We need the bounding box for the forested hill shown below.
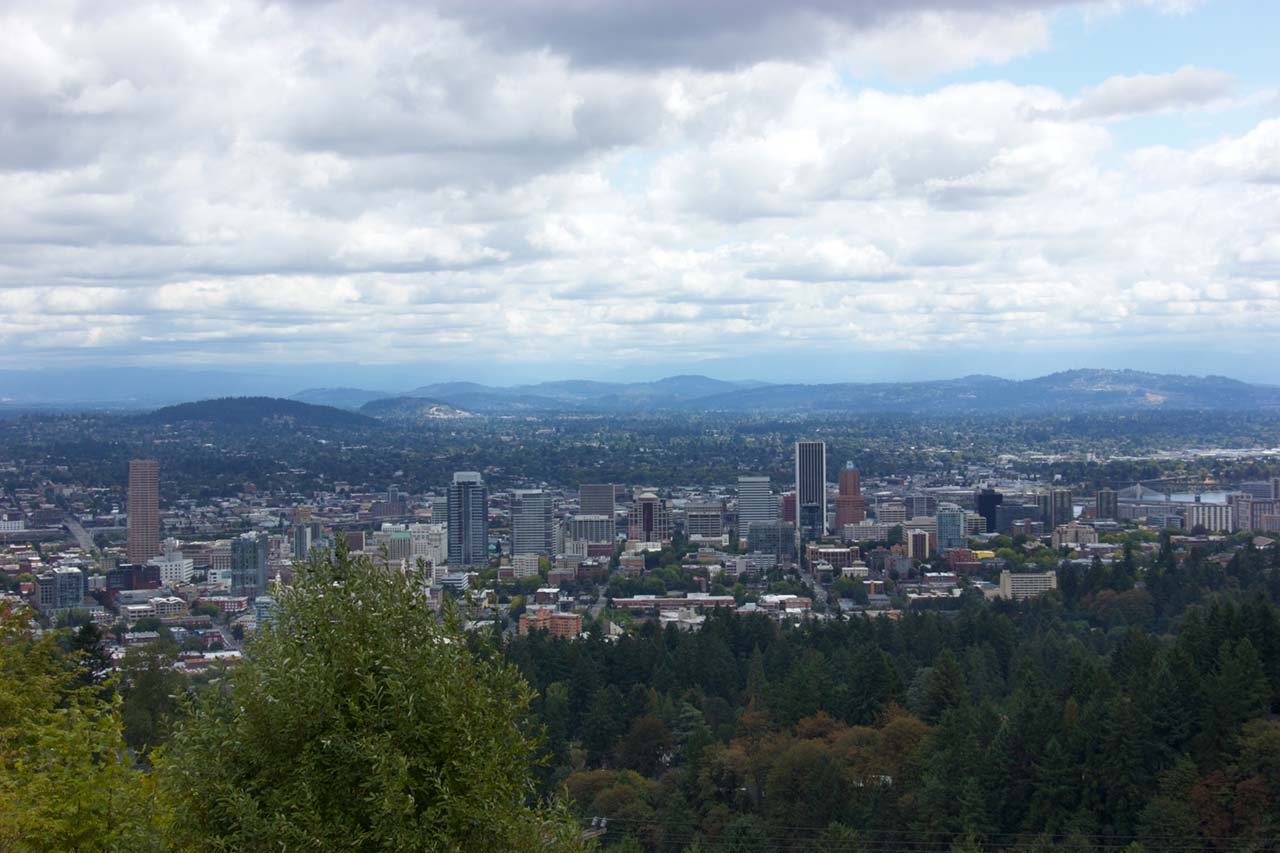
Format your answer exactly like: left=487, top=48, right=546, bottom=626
left=507, top=537, right=1280, bottom=850
left=139, top=397, right=376, bottom=428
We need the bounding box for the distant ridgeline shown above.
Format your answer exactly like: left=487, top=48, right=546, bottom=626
left=283, top=369, right=1280, bottom=416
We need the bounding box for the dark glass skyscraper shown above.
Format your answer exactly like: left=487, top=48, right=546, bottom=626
left=976, top=487, right=1004, bottom=533
left=795, top=440, right=827, bottom=543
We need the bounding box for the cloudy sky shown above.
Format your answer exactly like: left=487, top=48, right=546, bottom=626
left=2, top=0, right=1278, bottom=388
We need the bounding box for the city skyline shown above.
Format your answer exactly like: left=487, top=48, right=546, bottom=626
left=1, top=1, right=1278, bottom=381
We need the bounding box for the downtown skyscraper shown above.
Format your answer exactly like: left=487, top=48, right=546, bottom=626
left=448, top=472, right=488, bottom=567
left=231, top=531, right=269, bottom=597
left=834, top=462, right=866, bottom=529
left=511, top=489, right=552, bottom=557
left=794, top=440, right=827, bottom=542
left=579, top=483, right=616, bottom=518
left=126, top=459, right=160, bottom=565
left=736, top=475, right=777, bottom=535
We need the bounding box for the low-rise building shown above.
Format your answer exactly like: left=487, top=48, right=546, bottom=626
left=998, top=570, right=1058, bottom=601
left=151, top=595, right=188, bottom=619
left=518, top=608, right=582, bottom=639
left=1052, top=522, right=1099, bottom=549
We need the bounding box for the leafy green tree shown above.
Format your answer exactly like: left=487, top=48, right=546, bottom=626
left=0, top=603, right=160, bottom=851
left=816, top=823, right=865, bottom=853
left=119, top=640, right=183, bottom=755
left=718, top=814, right=774, bottom=852
left=764, top=740, right=848, bottom=833
left=618, top=715, right=673, bottom=777
left=157, top=543, right=582, bottom=851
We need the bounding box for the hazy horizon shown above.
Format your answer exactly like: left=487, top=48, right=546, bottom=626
left=1, top=361, right=1275, bottom=406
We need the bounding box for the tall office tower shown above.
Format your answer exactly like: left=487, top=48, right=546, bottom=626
left=565, top=515, right=615, bottom=544
left=876, top=501, right=907, bottom=525
left=1228, top=492, right=1252, bottom=533
left=747, top=521, right=797, bottom=562
left=975, top=487, right=1004, bottom=533
left=127, top=459, right=161, bottom=565
left=580, top=484, right=616, bottom=518
left=1035, top=492, right=1052, bottom=526
left=290, top=506, right=319, bottom=560
left=936, top=505, right=968, bottom=551
left=1096, top=488, right=1119, bottom=521
left=684, top=501, right=724, bottom=538
left=512, top=489, right=552, bottom=557
left=291, top=523, right=313, bottom=561
left=737, top=476, right=777, bottom=535
left=834, top=462, right=867, bottom=528
left=906, top=529, right=931, bottom=561
left=781, top=492, right=797, bottom=524
left=628, top=492, right=672, bottom=542
left=447, top=472, right=488, bottom=567
left=1051, top=487, right=1073, bottom=528
left=902, top=493, right=937, bottom=519
left=231, top=531, right=269, bottom=597
left=795, top=440, right=827, bottom=542
left=1272, top=477, right=1280, bottom=500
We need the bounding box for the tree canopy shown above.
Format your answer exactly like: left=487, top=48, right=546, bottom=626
left=157, top=542, right=582, bottom=851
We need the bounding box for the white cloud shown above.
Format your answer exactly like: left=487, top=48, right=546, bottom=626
left=0, top=0, right=1275, bottom=375
left=1066, top=65, right=1233, bottom=119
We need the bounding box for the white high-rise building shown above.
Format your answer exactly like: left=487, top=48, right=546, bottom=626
left=737, top=476, right=777, bottom=534
left=563, top=515, right=614, bottom=548
left=408, top=523, right=448, bottom=567
left=148, top=537, right=194, bottom=585
left=512, top=489, right=552, bottom=557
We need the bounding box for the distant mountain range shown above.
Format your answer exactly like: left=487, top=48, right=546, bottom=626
left=276, top=370, right=1280, bottom=417
left=367, top=375, right=767, bottom=415
left=4, top=370, right=1277, bottom=420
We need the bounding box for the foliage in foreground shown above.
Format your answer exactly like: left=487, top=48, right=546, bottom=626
left=0, top=603, right=160, bottom=852
left=0, top=545, right=584, bottom=851
left=157, top=541, right=583, bottom=850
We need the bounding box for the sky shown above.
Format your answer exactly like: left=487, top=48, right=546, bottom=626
left=1, top=0, right=1278, bottom=389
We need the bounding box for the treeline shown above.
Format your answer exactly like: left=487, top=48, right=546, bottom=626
left=6, top=541, right=1280, bottom=850
left=0, top=547, right=585, bottom=852
left=504, top=546, right=1280, bottom=851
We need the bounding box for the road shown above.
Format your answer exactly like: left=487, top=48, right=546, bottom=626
left=62, top=514, right=96, bottom=552
left=800, top=569, right=830, bottom=608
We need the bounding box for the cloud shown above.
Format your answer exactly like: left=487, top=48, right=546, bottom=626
left=1065, top=65, right=1234, bottom=119
left=0, top=0, right=1276, bottom=376
left=436, top=0, right=1068, bottom=70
